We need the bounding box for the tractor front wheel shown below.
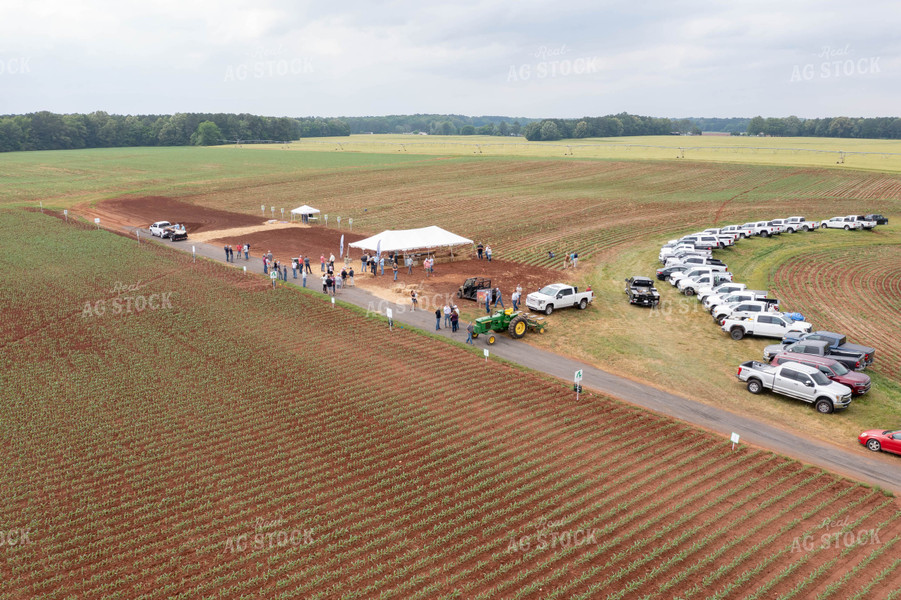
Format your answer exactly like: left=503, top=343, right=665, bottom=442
left=509, top=316, right=527, bottom=339
left=487, top=334, right=496, bottom=345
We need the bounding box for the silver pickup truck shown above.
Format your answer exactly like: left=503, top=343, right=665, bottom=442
left=736, top=361, right=852, bottom=414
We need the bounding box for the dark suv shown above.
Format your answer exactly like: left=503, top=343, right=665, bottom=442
left=865, top=214, right=889, bottom=225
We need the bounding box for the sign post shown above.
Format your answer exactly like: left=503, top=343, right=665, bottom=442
left=40, top=201, right=43, bottom=213
left=386, top=307, right=393, bottom=331
left=574, top=369, right=583, bottom=401
left=261, top=204, right=265, bottom=214
left=63, top=209, right=68, bottom=223
left=94, top=217, right=100, bottom=230
left=192, top=245, right=196, bottom=263
left=337, top=216, right=341, bottom=227
left=730, top=432, right=740, bottom=451
left=281, top=208, right=285, bottom=219
left=331, top=297, right=336, bottom=308
left=270, top=206, right=275, bottom=218
left=324, top=214, right=329, bottom=226
left=348, top=217, right=353, bottom=231
left=484, top=348, right=489, bottom=363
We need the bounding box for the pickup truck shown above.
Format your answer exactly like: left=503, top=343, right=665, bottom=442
left=656, top=264, right=690, bottom=281
left=677, top=272, right=733, bottom=296
left=762, top=340, right=867, bottom=371
left=526, top=283, right=594, bottom=315
left=784, top=216, right=818, bottom=233
left=736, top=361, right=852, bottom=413
left=779, top=331, right=875, bottom=367
left=768, top=219, right=789, bottom=234
left=750, top=221, right=779, bottom=237
left=865, top=214, right=888, bottom=225
left=150, top=221, right=188, bottom=241
left=678, top=234, right=721, bottom=250
left=705, top=290, right=767, bottom=312
left=625, top=276, right=661, bottom=307
left=821, top=216, right=862, bottom=230
left=712, top=298, right=779, bottom=323
left=721, top=224, right=755, bottom=239
left=664, top=255, right=725, bottom=269
left=845, top=215, right=877, bottom=229
left=697, top=282, right=746, bottom=304
left=720, top=312, right=812, bottom=340
left=770, top=353, right=871, bottom=395
left=669, top=265, right=730, bottom=287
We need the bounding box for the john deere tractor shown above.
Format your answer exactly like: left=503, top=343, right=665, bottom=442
left=471, top=308, right=546, bottom=344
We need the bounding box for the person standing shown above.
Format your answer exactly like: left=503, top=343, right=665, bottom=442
left=270, top=267, right=278, bottom=288
left=572, top=252, right=579, bottom=268
left=224, top=245, right=230, bottom=262
left=494, top=287, right=504, bottom=308
left=244, top=244, right=250, bottom=260
left=379, top=256, right=385, bottom=275
left=292, top=258, right=298, bottom=279
left=304, top=255, right=311, bottom=274
left=302, top=268, right=307, bottom=288
left=392, top=261, right=398, bottom=281
left=466, top=321, right=474, bottom=344
left=329, top=253, right=335, bottom=268
left=263, top=256, right=268, bottom=275
left=511, top=289, right=520, bottom=311
left=282, top=265, right=288, bottom=282
left=434, top=307, right=441, bottom=331
left=361, top=253, right=368, bottom=273
left=477, top=243, right=484, bottom=260
left=406, top=255, right=413, bottom=274
left=450, top=309, right=459, bottom=333
left=371, top=258, right=377, bottom=276
left=348, top=267, right=355, bottom=287
left=322, top=273, right=328, bottom=293
left=486, top=246, right=493, bottom=262
left=443, top=304, right=451, bottom=328
left=485, top=292, right=491, bottom=315
left=340, top=268, right=348, bottom=289
left=411, top=289, right=418, bottom=311
left=320, top=255, right=325, bottom=272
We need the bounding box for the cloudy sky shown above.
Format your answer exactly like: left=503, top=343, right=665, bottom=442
left=1, top=0, right=898, bottom=119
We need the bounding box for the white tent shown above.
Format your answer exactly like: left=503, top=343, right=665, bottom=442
left=349, top=226, right=473, bottom=253
left=290, top=205, right=320, bottom=222
left=290, top=205, right=320, bottom=215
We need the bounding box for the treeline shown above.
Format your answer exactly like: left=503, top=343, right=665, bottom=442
left=0, top=111, right=350, bottom=152
left=343, top=114, right=535, bottom=136
left=747, top=115, right=901, bottom=138
left=522, top=113, right=675, bottom=141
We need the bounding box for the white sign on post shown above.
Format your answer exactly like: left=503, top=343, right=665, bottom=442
left=192, top=245, right=196, bottom=263
left=64, top=209, right=68, bottom=222
left=94, top=217, right=100, bottom=229
left=243, top=266, right=246, bottom=274
left=331, top=297, right=336, bottom=307
left=386, top=308, right=393, bottom=319
left=348, top=218, right=353, bottom=230
left=337, top=216, right=341, bottom=226
left=281, top=208, right=285, bottom=217
left=730, top=432, right=740, bottom=451
left=261, top=204, right=265, bottom=213
left=483, top=348, right=489, bottom=362
left=574, top=369, right=583, bottom=383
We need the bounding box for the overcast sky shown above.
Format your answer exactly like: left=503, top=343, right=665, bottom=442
left=1, top=0, right=898, bottom=119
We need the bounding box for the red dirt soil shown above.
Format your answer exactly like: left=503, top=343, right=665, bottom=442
left=78, top=196, right=264, bottom=233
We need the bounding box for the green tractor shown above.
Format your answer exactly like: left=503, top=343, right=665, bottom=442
left=471, top=308, right=547, bottom=344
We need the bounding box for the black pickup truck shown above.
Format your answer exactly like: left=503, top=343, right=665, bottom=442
left=625, top=276, right=660, bottom=307
left=779, top=331, right=875, bottom=368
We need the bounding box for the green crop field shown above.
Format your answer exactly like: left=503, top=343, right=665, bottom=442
left=2, top=209, right=899, bottom=598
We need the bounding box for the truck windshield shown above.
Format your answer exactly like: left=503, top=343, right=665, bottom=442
left=809, top=371, right=831, bottom=386
left=538, top=286, right=561, bottom=296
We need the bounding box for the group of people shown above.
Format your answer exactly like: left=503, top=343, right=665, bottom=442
left=223, top=243, right=250, bottom=262
left=359, top=252, right=435, bottom=281
left=320, top=266, right=355, bottom=295
left=483, top=285, right=523, bottom=314
left=433, top=303, right=461, bottom=332
left=475, top=243, right=493, bottom=261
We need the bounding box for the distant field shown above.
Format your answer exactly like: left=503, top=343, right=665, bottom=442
left=278, top=134, right=901, bottom=172
left=2, top=209, right=899, bottom=598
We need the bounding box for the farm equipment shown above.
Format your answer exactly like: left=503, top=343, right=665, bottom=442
left=458, top=277, right=491, bottom=301
left=471, top=308, right=547, bottom=344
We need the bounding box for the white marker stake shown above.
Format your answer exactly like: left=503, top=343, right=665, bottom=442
left=192, top=245, right=196, bottom=263
left=94, top=217, right=100, bottom=230
left=484, top=348, right=489, bottom=363
left=331, top=297, right=336, bottom=308
left=136, top=230, right=139, bottom=242
left=63, top=209, right=68, bottom=222
left=730, top=432, right=740, bottom=451
left=349, top=217, right=353, bottom=231
left=386, top=307, right=393, bottom=331
left=243, top=266, right=246, bottom=274
left=261, top=204, right=265, bottom=214
left=40, top=201, right=43, bottom=213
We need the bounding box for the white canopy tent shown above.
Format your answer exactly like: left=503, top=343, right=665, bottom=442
left=290, top=205, right=321, bottom=222
left=349, top=226, right=473, bottom=254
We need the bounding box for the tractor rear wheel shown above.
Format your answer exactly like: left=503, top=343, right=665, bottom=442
left=509, top=316, right=527, bottom=339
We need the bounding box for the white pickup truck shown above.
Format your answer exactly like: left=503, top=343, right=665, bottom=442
left=526, top=283, right=593, bottom=315
left=822, top=216, right=862, bottom=230
left=720, top=312, right=811, bottom=340
left=784, top=216, right=818, bottom=232
left=150, top=221, right=188, bottom=241
left=736, top=361, right=852, bottom=414
left=845, top=215, right=877, bottom=230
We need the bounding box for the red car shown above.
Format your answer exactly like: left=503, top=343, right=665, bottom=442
left=770, top=353, right=871, bottom=395
left=859, top=430, right=901, bottom=455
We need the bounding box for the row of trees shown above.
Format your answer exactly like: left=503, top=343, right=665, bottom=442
left=522, top=113, right=676, bottom=141
left=343, top=114, right=533, bottom=136
left=0, top=112, right=351, bottom=152
left=747, top=115, right=901, bottom=139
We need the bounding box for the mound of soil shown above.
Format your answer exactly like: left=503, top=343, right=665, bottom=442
left=83, top=196, right=264, bottom=233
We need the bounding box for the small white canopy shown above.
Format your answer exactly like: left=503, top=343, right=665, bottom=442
left=349, top=226, right=473, bottom=253
left=290, top=205, right=321, bottom=215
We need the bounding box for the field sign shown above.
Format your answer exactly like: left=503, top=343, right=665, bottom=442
left=574, top=369, right=583, bottom=383
left=731, top=432, right=740, bottom=451
left=483, top=348, right=489, bottom=362
left=386, top=308, right=393, bottom=319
